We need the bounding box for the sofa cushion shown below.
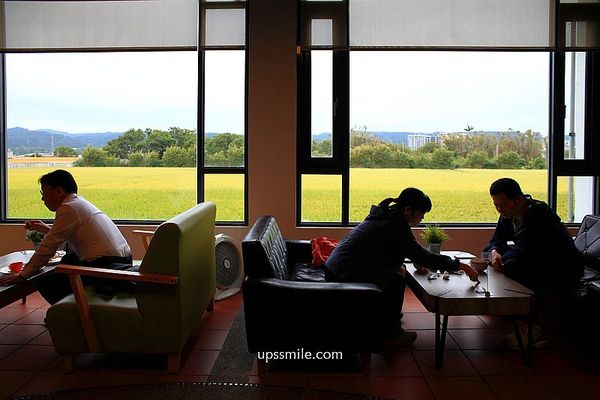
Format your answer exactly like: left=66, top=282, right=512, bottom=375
left=291, top=263, right=326, bottom=282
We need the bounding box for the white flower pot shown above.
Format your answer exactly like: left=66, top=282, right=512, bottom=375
left=427, top=243, right=441, bottom=255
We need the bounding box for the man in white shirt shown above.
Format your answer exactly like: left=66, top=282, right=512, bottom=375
left=0, top=170, right=132, bottom=304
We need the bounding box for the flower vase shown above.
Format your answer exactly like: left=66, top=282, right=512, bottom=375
left=427, top=242, right=441, bottom=255
left=33, top=242, right=41, bottom=252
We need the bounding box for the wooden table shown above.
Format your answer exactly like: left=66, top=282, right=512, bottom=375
left=405, top=251, right=535, bottom=368
left=0, top=250, right=55, bottom=308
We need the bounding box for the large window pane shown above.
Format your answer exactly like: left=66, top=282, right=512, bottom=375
left=556, top=176, right=594, bottom=223
left=311, top=50, right=333, bottom=158
left=204, top=50, right=245, bottom=167
left=349, top=51, right=550, bottom=222
left=6, top=52, right=198, bottom=220
left=204, top=174, right=245, bottom=222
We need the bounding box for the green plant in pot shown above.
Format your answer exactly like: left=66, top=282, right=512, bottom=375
left=25, top=230, right=45, bottom=251
left=421, top=224, right=448, bottom=255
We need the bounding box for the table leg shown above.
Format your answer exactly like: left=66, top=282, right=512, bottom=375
left=511, top=318, right=533, bottom=367
left=21, top=296, right=27, bottom=304
left=526, top=317, right=533, bottom=367
left=434, top=313, right=449, bottom=368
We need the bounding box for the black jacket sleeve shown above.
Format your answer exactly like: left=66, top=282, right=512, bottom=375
left=403, top=233, right=460, bottom=271
left=484, top=216, right=511, bottom=255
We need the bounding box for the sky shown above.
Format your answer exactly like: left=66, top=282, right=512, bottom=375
left=7, top=52, right=201, bottom=133
left=7, top=50, right=549, bottom=137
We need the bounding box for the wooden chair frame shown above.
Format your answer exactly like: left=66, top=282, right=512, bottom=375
left=56, top=264, right=179, bottom=371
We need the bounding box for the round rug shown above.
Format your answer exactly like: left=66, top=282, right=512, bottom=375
left=12, top=382, right=385, bottom=400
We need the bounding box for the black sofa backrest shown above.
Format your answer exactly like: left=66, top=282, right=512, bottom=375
left=574, top=214, right=600, bottom=271
left=242, top=215, right=290, bottom=280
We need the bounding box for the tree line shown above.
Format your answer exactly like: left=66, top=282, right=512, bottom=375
left=62, top=125, right=546, bottom=170
left=59, top=128, right=244, bottom=167
left=312, top=127, right=547, bottom=169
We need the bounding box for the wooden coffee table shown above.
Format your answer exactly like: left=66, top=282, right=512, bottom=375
left=405, top=251, right=535, bottom=368
left=0, top=251, right=55, bottom=308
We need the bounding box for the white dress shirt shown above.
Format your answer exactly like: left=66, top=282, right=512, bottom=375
left=21, top=193, right=131, bottom=278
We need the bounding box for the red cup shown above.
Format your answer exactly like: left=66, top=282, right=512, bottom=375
left=8, top=261, right=24, bottom=273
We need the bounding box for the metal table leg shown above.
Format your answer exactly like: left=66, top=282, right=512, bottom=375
left=511, top=317, right=533, bottom=367
left=435, top=313, right=449, bottom=368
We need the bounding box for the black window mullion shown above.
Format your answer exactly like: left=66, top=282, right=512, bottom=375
left=588, top=52, right=599, bottom=175
left=549, top=51, right=563, bottom=209
left=333, top=50, right=349, bottom=224
left=297, top=50, right=312, bottom=172
left=197, top=49, right=206, bottom=204
left=0, top=55, right=6, bottom=221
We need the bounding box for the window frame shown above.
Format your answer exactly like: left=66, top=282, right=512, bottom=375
left=198, top=0, right=249, bottom=226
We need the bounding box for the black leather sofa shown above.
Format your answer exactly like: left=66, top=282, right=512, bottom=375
left=572, top=214, right=600, bottom=334
left=242, top=215, right=385, bottom=373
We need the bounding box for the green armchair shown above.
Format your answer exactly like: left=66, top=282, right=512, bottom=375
left=46, top=202, right=216, bottom=373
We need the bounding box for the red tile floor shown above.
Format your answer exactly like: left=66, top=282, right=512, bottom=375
left=0, top=288, right=598, bottom=400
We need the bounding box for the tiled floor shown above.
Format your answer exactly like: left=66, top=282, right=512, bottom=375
left=0, top=289, right=598, bottom=399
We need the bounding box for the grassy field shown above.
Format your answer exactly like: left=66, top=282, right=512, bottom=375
left=7, top=167, right=244, bottom=221
left=302, top=169, right=574, bottom=223
left=7, top=167, right=573, bottom=223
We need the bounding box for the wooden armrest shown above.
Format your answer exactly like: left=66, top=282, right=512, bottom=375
left=132, top=230, right=155, bottom=251
left=58, top=262, right=176, bottom=353
left=132, top=229, right=155, bottom=236
left=56, top=264, right=178, bottom=285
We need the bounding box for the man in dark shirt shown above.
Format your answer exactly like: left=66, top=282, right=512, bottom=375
left=485, top=178, right=583, bottom=290
left=325, top=188, right=479, bottom=345
left=484, top=178, right=584, bottom=347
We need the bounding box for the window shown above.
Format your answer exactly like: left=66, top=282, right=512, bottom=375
left=202, top=50, right=246, bottom=222
left=349, top=51, right=550, bottom=223
left=1, top=0, right=248, bottom=224
left=298, top=0, right=600, bottom=225
left=200, top=0, right=247, bottom=224
left=5, top=52, right=197, bottom=221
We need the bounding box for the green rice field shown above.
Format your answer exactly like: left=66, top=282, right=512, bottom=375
left=8, top=167, right=575, bottom=223
left=7, top=167, right=244, bottom=221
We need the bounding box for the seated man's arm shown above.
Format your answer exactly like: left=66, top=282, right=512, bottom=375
left=20, top=206, right=79, bottom=279
left=485, top=217, right=511, bottom=254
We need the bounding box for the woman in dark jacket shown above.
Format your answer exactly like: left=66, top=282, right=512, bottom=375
left=325, top=188, right=478, bottom=345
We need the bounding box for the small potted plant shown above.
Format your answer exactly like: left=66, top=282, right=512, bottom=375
left=420, top=224, right=448, bottom=255
left=25, top=230, right=45, bottom=251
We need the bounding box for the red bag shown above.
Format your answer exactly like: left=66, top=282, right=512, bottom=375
left=310, top=237, right=340, bottom=267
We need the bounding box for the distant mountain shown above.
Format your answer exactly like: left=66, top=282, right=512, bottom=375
left=312, top=133, right=332, bottom=142
left=7, top=127, right=122, bottom=155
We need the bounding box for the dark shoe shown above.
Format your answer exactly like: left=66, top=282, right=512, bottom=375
left=383, top=328, right=417, bottom=347
left=501, top=324, right=548, bottom=350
